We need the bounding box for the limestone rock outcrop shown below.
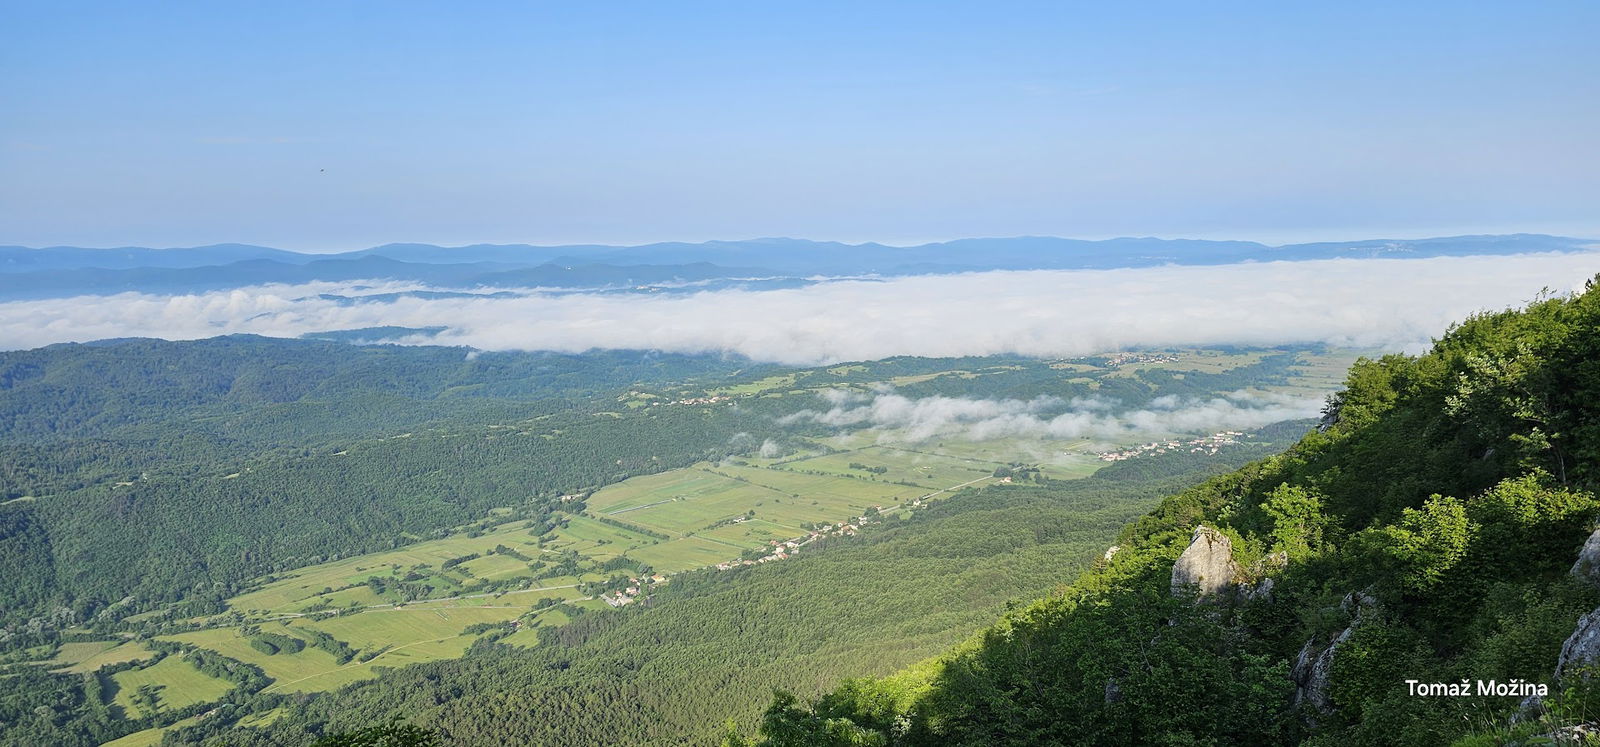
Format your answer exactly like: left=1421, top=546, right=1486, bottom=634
left=1291, top=591, right=1378, bottom=714
left=1571, top=527, right=1600, bottom=587
left=1557, top=607, right=1600, bottom=681
left=1292, top=627, right=1353, bottom=713
left=1170, top=525, right=1241, bottom=600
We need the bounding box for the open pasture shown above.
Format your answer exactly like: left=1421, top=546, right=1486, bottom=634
left=584, top=466, right=777, bottom=517
left=459, top=552, right=536, bottom=581
left=165, top=624, right=344, bottom=684
left=627, top=535, right=748, bottom=571
left=109, top=656, right=234, bottom=718
left=46, top=640, right=153, bottom=674
left=544, top=513, right=663, bottom=560
left=230, top=518, right=549, bottom=612
left=291, top=604, right=522, bottom=652
left=101, top=716, right=206, bottom=747
left=712, top=463, right=924, bottom=505
left=776, top=446, right=998, bottom=489
left=699, top=518, right=808, bottom=547
left=586, top=470, right=790, bottom=535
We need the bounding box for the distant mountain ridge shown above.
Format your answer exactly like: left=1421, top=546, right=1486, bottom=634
left=0, top=234, right=1593, bottom=300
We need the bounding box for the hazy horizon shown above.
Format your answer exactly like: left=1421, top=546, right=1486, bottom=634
left=7, top=228, right=1600, bottom=254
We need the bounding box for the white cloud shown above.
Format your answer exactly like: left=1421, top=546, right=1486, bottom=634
left=0, top=253, right=1597, bottom=363
left=781, top=389, right=1322, bottom=444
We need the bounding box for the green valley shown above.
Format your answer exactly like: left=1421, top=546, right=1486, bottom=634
left=0, top=338, right=1351, bottom=745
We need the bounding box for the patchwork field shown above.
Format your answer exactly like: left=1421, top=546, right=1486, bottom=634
left=229, top=517, right=565, bottom=613
left=166, top=599, right=565, bottom=695
left=46, top=640, right=153, bottom=674
left=109, top=656, right=234, bottom=718
left=773, top=446, right=999, bottom=489
left=716, top=462, right=930, bottom=503
left=101, top=715, right=206, bottom=747
left=166, top=625, right=348, bottom=684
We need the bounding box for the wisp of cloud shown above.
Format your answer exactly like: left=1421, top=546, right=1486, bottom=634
left=780, top=389, right=1323, bottom=444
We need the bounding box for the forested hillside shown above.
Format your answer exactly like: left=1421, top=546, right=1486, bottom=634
left=152, top=456, right=1263, bottom=747
left=0, top=340, right=781, bottom=632
left=742, top=278, right=1600, bottom=745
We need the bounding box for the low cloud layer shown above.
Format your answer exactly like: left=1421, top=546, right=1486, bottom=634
left=782, top=390, right=1322, bottom=443
left=1, top=253, right=1597, bottom=363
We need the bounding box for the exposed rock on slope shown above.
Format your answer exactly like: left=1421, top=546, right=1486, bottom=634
left=1556, top=608, right=1600, bottom=681
left=1571, top=527, right=1600, bottom=587
left=1170, top=525, right=1240, bottom=599
left=1291, top=591, right=1377, bottom=714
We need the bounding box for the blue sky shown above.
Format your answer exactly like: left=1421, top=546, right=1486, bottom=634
left=3, top=1, right=1597, bottom=250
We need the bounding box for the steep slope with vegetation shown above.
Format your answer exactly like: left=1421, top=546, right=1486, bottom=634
left=742, top=278, right=1600, bottom=745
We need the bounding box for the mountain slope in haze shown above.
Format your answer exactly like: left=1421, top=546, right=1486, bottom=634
left=740, top=276, right=1600, bottom=745
left=0, top=257, right=782, bottom=301
left=2, top=235, right=1593, bottom=301
left=0, top=244, right=304, bottom=272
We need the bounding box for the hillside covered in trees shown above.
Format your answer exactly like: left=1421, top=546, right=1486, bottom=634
left=739, top=278, right=1600, bottom=745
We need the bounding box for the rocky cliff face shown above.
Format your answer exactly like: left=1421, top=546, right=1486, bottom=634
left=1170, top=525, right=1240, bottom=600
left=1571, top=527, right=1600, bottom=588
left=1291, top=591, right=1377, bottom=714
left=1557, top=528, right=1600, bottom=681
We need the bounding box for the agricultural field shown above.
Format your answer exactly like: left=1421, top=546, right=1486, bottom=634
left=102, top=715, right=206, bottom=747
left=771, top=446, right=999, bottom=489
left=165, top=625, right=347, bottom=685
left=229, top=517, right=567, bottom=614
left=707, top=372, right=804, bottom=396
left=109, top=656, right=234, bottom=719
left=167, top=593, right=579, bottom=694
left=43, top=640, right=153, bottom=674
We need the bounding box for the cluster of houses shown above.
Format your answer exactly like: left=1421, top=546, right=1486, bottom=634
left=1101, top=352, right=1180, bottom=367
left=600, top=573, right=667, bottom=607
left=1095, top=431, right=1245, bottom=462
left=653, top=394, right=735, bottom=407
left=712, top=508, right=894, bottom=571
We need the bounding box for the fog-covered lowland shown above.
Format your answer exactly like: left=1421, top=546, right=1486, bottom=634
left=2, top=236, right=1598, bottom=363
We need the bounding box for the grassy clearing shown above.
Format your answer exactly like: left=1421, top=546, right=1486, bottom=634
left=459, top=552, right=535, bottom=581
left=628, top=536, right=748, bottom=571
left=586, top=470, right=790, bottom=536
left=164, top=625, right=345, bottom=684
left=231, top=518, right=550, bottom=613
left=109, top=656, right=233, bottom=718
left=238, top=708, right=284, bottom=728
left=51, top=640, right=153, bottom=674
left=584, top=467, right=776, bottom=517
left=776, top=446, right=998, bottom=489
left=544, top=513, right=662, bottom=561
left=294, top=605, right=522, bottom=651
left=101, top=716, right=206, bottom=747
left=218, top=604, right=522, bottom=694
left=713, top=463, right=925, bottom=502
left=45, top=640, right=116, bottom=667
left=706, top=373, right=802, bottom=396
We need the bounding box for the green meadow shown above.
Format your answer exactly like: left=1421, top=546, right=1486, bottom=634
left=46, top=640, right=154, bottom=674
left=109, top=656, right=234, bottom=719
